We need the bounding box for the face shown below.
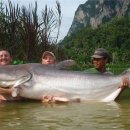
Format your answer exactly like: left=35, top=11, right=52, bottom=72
left=0, top=50, right=12, bottom=65
left=42, top=54, right=55, bottom=65
left=92, top=58, right=107, bottom=70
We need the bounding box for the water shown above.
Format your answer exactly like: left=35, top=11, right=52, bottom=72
left=0, top=100, right=129, bottom=130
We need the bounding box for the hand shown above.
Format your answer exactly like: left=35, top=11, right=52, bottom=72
left=0, top=94, right=7, bottom=102
left=42, top=95, right=55, bottom=103
left=119, top=76, right=130, bottom=90
left=42, top=95, right=69, bottom=103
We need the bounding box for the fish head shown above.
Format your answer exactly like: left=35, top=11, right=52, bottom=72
left=0, top=64, right=32, bottom=87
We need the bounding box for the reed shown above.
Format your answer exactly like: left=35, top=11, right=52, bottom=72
left=0, top=0, right=63, bottom=62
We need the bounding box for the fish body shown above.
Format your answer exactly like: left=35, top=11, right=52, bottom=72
left=0, top=63, right=129, bottom=102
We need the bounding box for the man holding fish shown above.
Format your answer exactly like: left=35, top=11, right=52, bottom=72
left=41, top=48, right=130, bottom=103
left=0, top=49, right=129, bottom=103
left=85, top=48, right=129, bottom=91
left=0, top=49, right=14, bottom=102
left=41, top=51, right=56, bottom=65
left=0, top=50, right=57, bottom=102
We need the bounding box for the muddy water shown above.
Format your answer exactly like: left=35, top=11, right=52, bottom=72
left=0, top=100, right=129, bottom=130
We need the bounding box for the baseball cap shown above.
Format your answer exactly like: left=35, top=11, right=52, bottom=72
left=91, top=48, right=110, bottom=59
left=42, top=51, right=56, bottom=60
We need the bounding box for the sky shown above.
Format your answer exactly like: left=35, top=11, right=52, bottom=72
left=4, top=0, right=87, bottom=41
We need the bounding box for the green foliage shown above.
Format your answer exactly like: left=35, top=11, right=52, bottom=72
left=61, top=16, right=130, bottom=70
left=12, top=60, right=26, bottom=65
left=107, top=63, right=130, bottom=75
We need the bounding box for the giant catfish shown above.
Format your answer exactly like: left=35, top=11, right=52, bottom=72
left=0, top=61, right=129, bottom=102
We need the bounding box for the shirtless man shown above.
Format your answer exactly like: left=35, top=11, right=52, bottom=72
left=0, top=50, right=21, bottom=102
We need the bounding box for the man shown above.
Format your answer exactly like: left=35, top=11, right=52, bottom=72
left=0, top=50, right=12, bottom=65
left=84, top=48, right=112, bottom=74
left=41, top=51, right=56, bottom=65
left=0, top=49, right=21, bottom=102
left=85, top=48, right=129, bottom=92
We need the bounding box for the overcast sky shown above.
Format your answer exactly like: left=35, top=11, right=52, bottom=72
left=4, top=0, right=87, bottom=41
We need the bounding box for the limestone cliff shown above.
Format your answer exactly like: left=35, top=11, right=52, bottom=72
left=68, top=0, right=130, bottom=36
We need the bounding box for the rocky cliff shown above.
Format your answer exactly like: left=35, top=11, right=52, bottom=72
left=67, top=0, right=130, bottom=36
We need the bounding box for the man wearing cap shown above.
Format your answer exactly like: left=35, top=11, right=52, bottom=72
left=41, top=51, right=56, bottom=65
left=85, top=48, right=112, bottom=74
left=84, top=48, right=129, bottom=92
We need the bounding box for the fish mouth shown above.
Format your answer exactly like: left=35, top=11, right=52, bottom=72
left=0, top=70, right=32, bottom=88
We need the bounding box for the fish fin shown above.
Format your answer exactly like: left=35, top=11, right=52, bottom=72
left=12, top=88, right=19, bottom=97
left=13, top=72, right=32, bottom=88
left=53, top=97, right=69, bottom=103
left=11, top=72, right=32, bottom=97
left=102, top=88, right=122, bottom=102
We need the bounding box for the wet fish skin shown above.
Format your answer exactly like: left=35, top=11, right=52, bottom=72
left=0, top=63, right=129, bottom=102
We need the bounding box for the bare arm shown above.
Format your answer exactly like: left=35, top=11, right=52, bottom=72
left=116, top=76, right=130, bottom=100
left=0, top=87, right=12, bottom=94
